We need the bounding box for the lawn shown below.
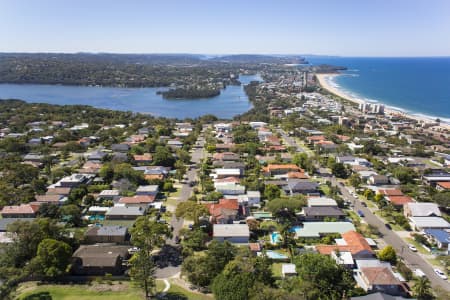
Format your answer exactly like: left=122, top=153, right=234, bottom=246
left=271, top=263, right=283, bottom=278
left=16, top=282, right=144, bottom=300
left=319, top=184, right=331, bottom=196
left=165, top=283, right=213, bottom=300
left=98, top=220, right=136, bottom=228
left=405, top=237, right=430, bottom=255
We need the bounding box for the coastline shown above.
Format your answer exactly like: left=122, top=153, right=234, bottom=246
left=315, top=73, right=450, bottom=130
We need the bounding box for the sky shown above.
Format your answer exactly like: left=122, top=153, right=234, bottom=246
left=1, top=0, right=450, bottom=56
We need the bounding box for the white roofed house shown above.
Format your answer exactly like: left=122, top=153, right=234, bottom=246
left=136, top=185, right=159, bottom=196
left=213, top=224, right=250, bottom=244
left=307, top=197, right=338, bottom=207
left=212, top=168, right=242, bottom=179
left=215, top=183, right=246, bottom=196
left=404, top=202, right=441, bottom=218
left=408, top=216, right=450, bottom=232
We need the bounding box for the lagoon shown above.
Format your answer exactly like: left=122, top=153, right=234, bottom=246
left=0, top=74, right=261, bottom=119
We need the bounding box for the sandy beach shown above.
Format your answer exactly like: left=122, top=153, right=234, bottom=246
left=315, top=73, right=450, bottom=130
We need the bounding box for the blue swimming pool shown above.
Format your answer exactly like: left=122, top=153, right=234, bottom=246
left=270, top=232, right=281, bottom=244
left=89, top=215, right=105, bottom=221
left=265, top=250, right=288, bottom=260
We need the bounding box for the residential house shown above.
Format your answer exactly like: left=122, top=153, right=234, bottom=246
left=350, top=292, right=411, bottom=300
left=408, top=217, right=450, bottom=231
left=379, top=189, right=414, bottom=207
left=97, top=189, right=120, bottom=201
left=213, top=168, right=242, bottom=179
left=85, top=225, right=128, bottom=244
left=307, top=197, right=338, bottom=207
left=72, top=244, right=130, bottom=275
left=46, top=187, right=72, bottom=197
left=423, top=229, right=450, bottom=249
left=0, top=204, right=39, bottom=218
left=213, top=224, right=250, bottom=244
left=215, top=183, right=246, bottom=196
left=105, top=206, right=145, bottom=220
left=295, top=222, right=356, bottom=238
left=215, top=143, right=236, bottom=152
left=284, top=180, right=319, bottom=196
left=302, top=206, right=345, bottom=221
left=262, top=164, right=302, bottom=177
left=111, top=144, right=130, bottom=152
left=436, top=181, right=450, bottom=191
left=118, top=195, right=155, bottom=209
left=0, top=218, right=35, bottom=232
left=404, top=202, right=441, bottom=218
left=207, top=199, right=239, bottom=224
left=315, top=231, right=375, bottom=260
left=167, top=140, right=183, bottom=149
left=356, top=267, right=405, bottom=296
left=423, top=170, right=450, bottom=186
left=136, top=185, right=159, bottom=196
left=133, top=153, right=153, bottom=164
left=212, top=152, right=240, bottom=162
left=281, top=263, right=297, bottom=278
left=368, top=175, right=390, bottom=186
left=35, top=194, right=67, bottom=205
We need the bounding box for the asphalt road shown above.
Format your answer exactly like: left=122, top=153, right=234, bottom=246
left=330, top=177, right=450, bottom=292
left=169, top=136, right=205, bottom=243
left=276, top=128, right=304, bottom=152
left=156, top=136, right=205, bottom=279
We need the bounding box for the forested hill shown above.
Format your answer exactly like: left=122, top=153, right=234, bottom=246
left=0, top=53, right=306, bottom=87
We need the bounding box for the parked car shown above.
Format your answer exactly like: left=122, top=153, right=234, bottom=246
left=361, top=202, right=367, bottom=207
left=414, top=269, right=426, bottom=278
left=385, top=223, right=392, bottom=230
left=357, top=210, right=365, bottom=217
left=434, top=269, right=448, bottom=280
left=408, top=244, right=417, bottom=252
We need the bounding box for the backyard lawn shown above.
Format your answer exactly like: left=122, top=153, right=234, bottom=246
left=16, top=282, right=144, bottom=300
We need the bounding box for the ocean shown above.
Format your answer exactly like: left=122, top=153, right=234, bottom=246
left=306, top=56, right=450, bottom=123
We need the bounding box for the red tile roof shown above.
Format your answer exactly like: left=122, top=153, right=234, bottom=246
left=263, top=164, right=301, bottom=173
left=315, top=230, right=374, bottom=256
left=379, top=189, right=404, bottom=196
left=388, top=195, right=414, bottom=206
left=437, top=182, right=450, bottom=189
left=361, top=267, right=400, bottom=285
left=1, top=204, right=39, bottom=215
left=118, top=195, right=155, bottom=204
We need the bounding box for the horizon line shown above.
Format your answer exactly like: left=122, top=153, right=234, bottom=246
left=0, top=51, right=449, bottom=59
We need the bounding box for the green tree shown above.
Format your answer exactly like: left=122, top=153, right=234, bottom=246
left=175, top=160, right=187, bottom=181
left=153, top=145, right=175, bottom=167
left=348, top=173, right=362, bottom=188
left=180, top=228, right=209, bottom=253
left=130, top=217, right=171, bottom=252
left=412, top=277, right=434, bottom=300
left=266, top=197, right=306, bottom=214
left=129, top=250, right=156, bottom=299
left=294, top=252, right=355, bottom=299
left=377, top=245, right=397, bottom=264
left=264, top=184, right=281, bottom=201
left=59, top=204, right=82, bottom=226
left=331, top=162, right=348, bottom=179
left=175, top=201, right=209, bottom=225
left=30, top=238, right=72, bottom=278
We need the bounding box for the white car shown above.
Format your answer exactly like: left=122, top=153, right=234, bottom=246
left=408, top=244, right=417, bottom=252
left=434, top=268, right=448, bottom=280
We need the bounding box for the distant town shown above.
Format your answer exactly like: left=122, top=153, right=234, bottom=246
left=0, top=53, right=449, bottom=300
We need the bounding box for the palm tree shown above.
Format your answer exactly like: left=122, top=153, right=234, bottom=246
left=412, top=277, right=434, bottom=300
